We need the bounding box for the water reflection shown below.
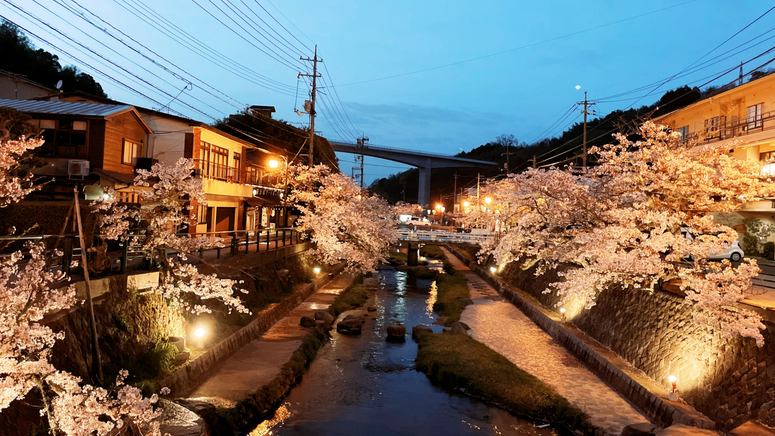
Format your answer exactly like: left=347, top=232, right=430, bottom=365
left=426, top=281, right=438, bottom=316
left=254, top=267, right=559, bottom=436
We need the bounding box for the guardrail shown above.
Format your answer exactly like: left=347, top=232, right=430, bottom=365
left=397, top=229, right=495, bottom=244
left=0, top=227, right=304, bottom=277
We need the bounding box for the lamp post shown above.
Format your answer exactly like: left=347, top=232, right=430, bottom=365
left=268, top=156, right=289, bottom=227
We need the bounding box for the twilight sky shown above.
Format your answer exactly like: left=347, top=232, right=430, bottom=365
left=4, top=0, right=774, bottom=184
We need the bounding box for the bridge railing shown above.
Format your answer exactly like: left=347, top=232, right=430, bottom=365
left=331, top=141, right=495, bottom=163
left=397, top=229, right=495, bottom=244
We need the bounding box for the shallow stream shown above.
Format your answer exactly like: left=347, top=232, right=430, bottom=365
left=253, top=267, right=558, bottom=436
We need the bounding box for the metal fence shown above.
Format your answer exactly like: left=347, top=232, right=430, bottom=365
left=0, top=227, right=304, bottom=277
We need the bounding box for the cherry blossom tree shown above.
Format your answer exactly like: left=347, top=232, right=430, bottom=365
left=287, top=164, right=397, bottom=272
left=0, top=136, right=167, bottom=435
left=391, top=201, right=423, bottom=218
left=469, top=122, right=775, bottom=346
left=95, top=158, right=248, bottom=315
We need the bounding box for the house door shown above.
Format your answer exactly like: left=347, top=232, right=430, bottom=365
left=215, top=207, right=235, bottom=232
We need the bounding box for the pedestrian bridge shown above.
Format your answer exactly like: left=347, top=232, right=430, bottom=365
left=329, top=141, right=496, bottom=207
left=397, top=229, right=494, bottom=244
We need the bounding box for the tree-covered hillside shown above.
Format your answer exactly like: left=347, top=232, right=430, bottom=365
left=0, top=20, right=106, bottom=97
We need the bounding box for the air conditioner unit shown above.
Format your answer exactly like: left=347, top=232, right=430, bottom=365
left=68, top=160, right=90, bottom=179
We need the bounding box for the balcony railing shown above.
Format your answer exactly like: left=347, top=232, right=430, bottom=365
left=194, top=159, right=239, bottom=183
left=681, top=111, right=775, bottom=145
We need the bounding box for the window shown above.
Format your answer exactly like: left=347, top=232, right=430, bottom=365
left=704, top=116, right=726, bottom=139
left=246, top=166, right=262, bottom=185
left=748, top=103, right=763, bottom=130
left=35, top=118, right=89, bottom=158
left=676, top=126, right=688, bottom=143
left=761, top=151, right=775, bottom=176
left=200, top=142, right=229, bottom=180
left=122, top=139, right=143, bottom=165
left=196, top=204, right=207, bottom=224
left=233, top=152, right=241, bottom=183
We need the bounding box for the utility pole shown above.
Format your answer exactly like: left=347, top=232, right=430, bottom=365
left=477, top=173, right=481, bottom=207
left=299, top=45, right=322, bottom=166
left=739, top=62, right=744, bottom=86
left=356, top=134, right=368, bottom=189
left=453, top=172, right=458, bottom=210
left=577, top=91, right=596, bottom=167
left=532, top=155, right=537, bottom=168
left=501, top=146, right=513, bottom=174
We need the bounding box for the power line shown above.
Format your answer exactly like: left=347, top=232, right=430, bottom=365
left=337, top=0, right=698, bottom=88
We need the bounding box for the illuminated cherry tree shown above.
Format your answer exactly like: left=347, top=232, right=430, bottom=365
left=287, top=164, right=396, bottom=272
left=0, top=136, right=42, bottom=208
left=391, top=201, right=423, bottom=218
left=96, top=158, right=248, bottom=315
left=0, top=136, right=167, bottom=435
left=470, top=122, right=775, bottom=346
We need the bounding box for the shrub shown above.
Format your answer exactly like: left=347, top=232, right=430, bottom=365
left=764, top=242, right=775, bottom=260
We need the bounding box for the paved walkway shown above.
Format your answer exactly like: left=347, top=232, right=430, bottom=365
left=187, top=273, right=356, bottom=406
left=440, top=247, right=647, bottom=436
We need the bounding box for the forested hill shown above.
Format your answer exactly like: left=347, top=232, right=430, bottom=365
left=0, top=21, right=106, bottom=97
left=370, top=71, right=775, bottom=205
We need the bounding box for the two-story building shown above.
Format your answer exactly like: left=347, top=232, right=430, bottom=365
left=0, top=98, right=291, bottom=234
left=653, top=74, right=775, bottom=237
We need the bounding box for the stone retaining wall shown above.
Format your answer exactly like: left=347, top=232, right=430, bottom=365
left=446, top=242, right=775, bottom=430
left=160, top=263, right=345, bottom=397
left=442, top=244, right=715, bottom=429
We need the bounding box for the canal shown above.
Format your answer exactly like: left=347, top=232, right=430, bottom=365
left=253, top=266, right=558, bottom=435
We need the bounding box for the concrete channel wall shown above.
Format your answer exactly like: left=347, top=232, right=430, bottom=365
left=442, top=244, right=715, bottom=429
left=160, top=262, right=345, bottom=397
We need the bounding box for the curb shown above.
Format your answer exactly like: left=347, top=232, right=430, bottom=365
left=442, top=244, right=715, bottom=430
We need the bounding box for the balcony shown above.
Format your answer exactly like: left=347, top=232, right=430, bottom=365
left=194, top=159, right=239, bottom=183
left=681, top=111, right=774, bottom=145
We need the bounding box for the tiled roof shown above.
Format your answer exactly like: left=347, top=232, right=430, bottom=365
left=0, top=98, right=132, bottom=117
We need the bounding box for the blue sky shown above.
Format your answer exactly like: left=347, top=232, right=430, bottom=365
left=4, top=0, right=775, bottom=184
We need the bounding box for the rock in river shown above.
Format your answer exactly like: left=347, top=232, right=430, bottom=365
left=314, top=311, right=335, bottom=326
left=386, top=324, right=406, bottom=342
left=337, top=315, right=363, bottom=334
left=300, top=316, right=317, bottom=328
left=412, top=324, right=433, bottom=340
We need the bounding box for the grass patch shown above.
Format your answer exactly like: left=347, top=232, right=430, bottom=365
left=390, top=250, right=408, bottom=264
left=415, top=334, right=596, bottom=435
left=327, top=274, right=370, bottom=317
left=448, top=243, right=481, bottom=264
left=420, top=244, right=444, bottom=259
left=432, top=271, right=470, bottom=325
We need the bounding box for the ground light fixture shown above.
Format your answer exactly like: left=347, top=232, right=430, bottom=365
left=489, top=266, right=497, bottom=274
left=560, top=307, right=566, bottom=322
left=194, top=327, right=206, bottom=349
left=668, top=375, right=678, bottom=400
left=313, top=266, right=321, bottom=275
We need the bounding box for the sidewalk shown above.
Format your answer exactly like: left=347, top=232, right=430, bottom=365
left=186, top=273, right=357, bottom=406
left=440, top=247, right=647, bottom=436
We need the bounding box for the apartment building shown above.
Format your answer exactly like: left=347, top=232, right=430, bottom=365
left=652, top=74, right=775, bottom=235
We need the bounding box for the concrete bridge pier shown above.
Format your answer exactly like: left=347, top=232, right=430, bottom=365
left=418, top=167, right=431, bottom=208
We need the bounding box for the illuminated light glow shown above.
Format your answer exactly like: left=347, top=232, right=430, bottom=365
left=559, top=308, right=566, bottom=313
left=485, top=197, right=492, bottom=204
left=313, top=267, right=321, bottom=274
left=463, top=201, right=470, bottom=207
left=268, top=159, right=280, bottom=169
left=489, top=266, right=497, bottom=273
left=560, top=307, right=566, bottom=322
left=435, top=204, right=442, bottom=210
left=195, top=327, right=206, bottom=338
left=102, top=193, right=110, bottom=201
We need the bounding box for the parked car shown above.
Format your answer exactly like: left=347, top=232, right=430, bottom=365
left=681, top=228, right=744, bottom=262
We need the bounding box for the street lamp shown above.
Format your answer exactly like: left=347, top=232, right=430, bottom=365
left=485, top=197, right=492, bottom=205
left=268, top=155, right=289, bottom=227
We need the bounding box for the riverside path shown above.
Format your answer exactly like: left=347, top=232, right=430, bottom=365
left=439, top=246, right=648, bottom=436
left=186, top=273, right=357, bottom=405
